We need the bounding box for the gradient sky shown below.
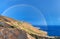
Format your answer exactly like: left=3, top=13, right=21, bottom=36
left=0, top=0, right=60, bottom=25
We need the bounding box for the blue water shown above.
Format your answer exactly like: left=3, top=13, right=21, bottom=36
left=33, top=25, right=60, bottom=36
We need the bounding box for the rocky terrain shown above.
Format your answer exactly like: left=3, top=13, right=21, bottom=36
left=0, top=15, right=57, bottom=39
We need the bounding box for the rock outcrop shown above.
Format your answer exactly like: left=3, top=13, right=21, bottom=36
left=0, top=27, right=28, bottom=39
left=0, top=16, right=55, bottom=39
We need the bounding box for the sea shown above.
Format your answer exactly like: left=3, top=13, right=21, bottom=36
left=33, top=25, right=60, bottom=36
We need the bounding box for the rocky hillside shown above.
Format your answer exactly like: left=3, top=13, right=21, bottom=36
left=0, top=16, right=55, bottom=39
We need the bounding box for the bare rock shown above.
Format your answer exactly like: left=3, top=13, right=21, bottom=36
left=0, top=27, right=28, bottom=39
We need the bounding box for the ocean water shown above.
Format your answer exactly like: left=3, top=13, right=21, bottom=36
left=33, top=25, right=60, bottom=36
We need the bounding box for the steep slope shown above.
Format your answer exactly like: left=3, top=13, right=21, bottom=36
left=0, top=16, right=55, bottom=39
left=0, top=16, right=47, bottom=36
left=0, top=27, right=28, bottom=39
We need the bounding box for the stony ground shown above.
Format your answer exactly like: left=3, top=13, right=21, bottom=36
left=0, top=15, right=58, bottom=39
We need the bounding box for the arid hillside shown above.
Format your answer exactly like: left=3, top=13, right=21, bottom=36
left=0, top=16, right=55, bottom=39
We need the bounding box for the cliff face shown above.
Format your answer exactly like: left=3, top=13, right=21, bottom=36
left=0, top=27, right=28, bottom=39
left=0, top=16, right=55, bottom=39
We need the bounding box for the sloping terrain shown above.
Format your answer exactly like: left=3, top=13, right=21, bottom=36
left=0, top=16, right=55, bottom=39
left=0, top=27, right=28, bottom=39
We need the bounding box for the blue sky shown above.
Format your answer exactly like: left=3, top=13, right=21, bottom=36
left=0, top=0, right=60, bottom=36
left=0, top=0, right=60, bottom=25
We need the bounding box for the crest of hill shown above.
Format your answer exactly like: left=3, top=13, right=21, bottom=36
left=0, top=16, right=54, bottom=39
